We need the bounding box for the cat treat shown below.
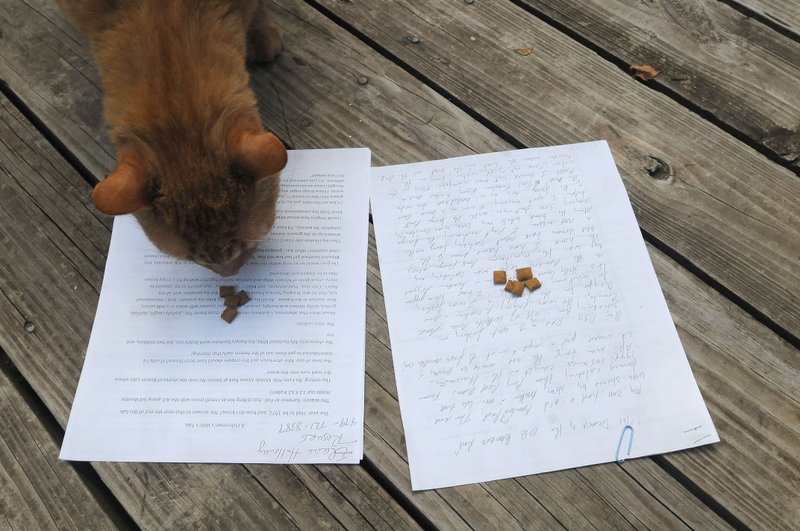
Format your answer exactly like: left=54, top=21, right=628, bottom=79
left=524, top=278, right=542, bottom=291
left=493, top=266, right=541, bottom=297
left=237, top=290, right=251, bottom=306
left=221, top=307, right=238, bottom=324
left=515, top=267, right=533, bottom=281
left=219, top=286, right=250, bottom=323
left=505, top=280, right=525, bottom=296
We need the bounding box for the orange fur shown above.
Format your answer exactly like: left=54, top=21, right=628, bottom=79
left=59, top=0, right=286, bottom=276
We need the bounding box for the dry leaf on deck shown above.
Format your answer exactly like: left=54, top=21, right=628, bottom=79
left=514, top=47, right=534, bottom=56
left=630, top=64, right=660, bottom=80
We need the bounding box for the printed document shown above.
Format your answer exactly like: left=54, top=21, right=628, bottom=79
left=61, top=149, right=370, bottom=463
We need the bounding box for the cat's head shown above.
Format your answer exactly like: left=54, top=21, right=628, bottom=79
left=93, top=130, right=287, bottom=276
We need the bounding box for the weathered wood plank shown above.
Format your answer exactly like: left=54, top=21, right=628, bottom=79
left=0, top=355, right=129, bottom=530
left=1, top=0, right=796, bottom=528
left=0, top=0, right=503, bottom=177
left=326, top=2, right=800, bottom=521
left=267, top=0, right=741, bottom=518
left=363, top=376, right=565, bottom=531
left=0, top=0, right=112, bottom=176
left=319, top=0, right=800, bottom=349
left=517, top=0, right=800, bottom=168
left=294, top=464, right=422, bottom=530
left=245, top=463, right=422, bottom=530
left=0, top=94, right=420, bottom=531
left=0, top=0, right=507, bottom=527
left=258, top=1, right=521, bottom=160
left=0, top=1, right=733, bottom=528
left=727, top=0, right=800, bottom=37
left=654, top=254, right=800, bottom=530
left=0, top=94, right=293, bottom=530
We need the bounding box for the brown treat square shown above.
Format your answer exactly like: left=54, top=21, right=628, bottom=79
left=237, top=290, right=251, bottom=306
left=221, top=307, right=238, bottom=323
left=516, top=267, right=533, bottom=281
left=525, top=277, right=542, bottom=291
left=224, top=294, right=239, bottom=308
left=493, top=270, right=507, bottom=284
left=505, top=280, right=524, bottom=296
left=219, top=285, right=235, bottom=297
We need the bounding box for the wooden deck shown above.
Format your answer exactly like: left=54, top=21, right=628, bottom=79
left=1, top=0, right=798, bottom=528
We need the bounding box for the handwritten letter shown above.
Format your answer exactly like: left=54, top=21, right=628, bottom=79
left=370, top=141, right=718, bottom=490
left=61, top=149, right=369, bottom=464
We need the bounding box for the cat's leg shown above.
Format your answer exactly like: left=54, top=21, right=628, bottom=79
left=247, top=0, right=283, bottom=63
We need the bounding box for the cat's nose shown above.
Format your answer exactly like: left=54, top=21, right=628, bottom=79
left=209, top=262, right=239, bottom=277
left=207, top=246, right=256, bottom=277
left=208, top=258, right=244, bottom=277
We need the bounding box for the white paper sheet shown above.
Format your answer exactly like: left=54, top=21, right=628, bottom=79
left=370, top=141, right=718, bottom=490
left=61, top=148, right=370, bottom=463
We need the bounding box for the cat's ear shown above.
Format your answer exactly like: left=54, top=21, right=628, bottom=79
left=233, top=131, right=288, bottom=180
left=93, top=154, right=151, bottom=215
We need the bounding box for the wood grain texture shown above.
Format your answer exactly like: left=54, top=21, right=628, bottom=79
left=654, top=251, right=800, bottom=530
left=0, top=0, right=112, bottom=177
left=1, top=0, right=797, bottom=528
left=0, top=1, right=732, bottom=528
left=270, top=4, right=743, bottom=520
left=0, top=94, right=292, bottom=530
left=727, top=0, right=800, bottom=36
left=0, top=94, right=419, bottom=531
left=319, top=0, right=800, bottom=342
left=518, top=0, right=800, bottom=167
left=0, top=356, right=128, bottom=531
left=250, top=1, right=509, bottom=163
left=0, top=88, right=703, bottom=531
left=11, top=0, right=795, bottom=345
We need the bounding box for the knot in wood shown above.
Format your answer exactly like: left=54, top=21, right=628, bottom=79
left=644, top=156, right=672, bottom=181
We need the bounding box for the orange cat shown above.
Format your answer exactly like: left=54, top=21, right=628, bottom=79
left=59, top=0, right=288, bottom=276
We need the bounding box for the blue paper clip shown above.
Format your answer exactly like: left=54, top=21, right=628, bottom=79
left=616, top=425, right=634, bottom=463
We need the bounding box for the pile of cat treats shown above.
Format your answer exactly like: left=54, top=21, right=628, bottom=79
left=493, top=266, right=542, bottom=296
left=218, top=285, right=250, bottom=323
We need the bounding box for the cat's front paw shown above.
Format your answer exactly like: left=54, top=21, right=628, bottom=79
left=247, top=22, right=284, bottom=63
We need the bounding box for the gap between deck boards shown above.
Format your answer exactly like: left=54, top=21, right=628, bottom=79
left=0, top=347, right=139, bottom=530
left=652, top=455, right=749, bottom=531
left=0, top=92, right=430, bottom=530
left=0, top=81, right=96, bottom=188
left=502, top=0, right=800, bottom=177
left=298, top=0, right=800, bottom=351
left=0, top=3, right=793, bottom=527
left=0, top=75, right=443, bottom=531
left=2, top=0, right=794, bottom=353
left=0, top=255, right=432, bottom=531
left=716, top=0, right=800, bottom=41
left=303, top=0, right=800, bottom=179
